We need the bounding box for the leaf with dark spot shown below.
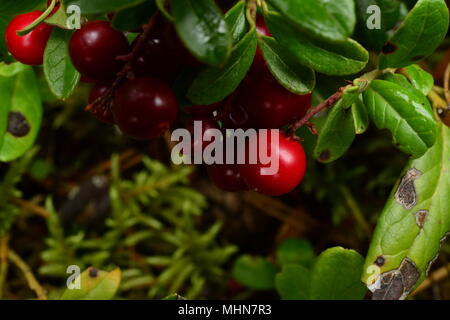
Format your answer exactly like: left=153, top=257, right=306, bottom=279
left=7, top=112, right=30, bottom=137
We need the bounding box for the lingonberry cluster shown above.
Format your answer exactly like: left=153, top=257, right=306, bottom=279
left=4, top=6, right=310, bottom=196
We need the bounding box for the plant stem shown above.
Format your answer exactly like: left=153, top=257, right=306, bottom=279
left=246, top=0, right=257, bottom=27
left=0, top=235, right=9, bottom=299
left=339, top=186, right=371, bottom=237
left=8, top=250, right=48, bottom=300
left=17, top=0, right=56, bottom=36
left=86, top=13, right=159, bottom=118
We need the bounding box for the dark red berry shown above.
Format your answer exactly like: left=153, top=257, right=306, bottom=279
left=112, top=77, right=178, bottom=140
left=69, top=21, right=130, bottom=81
left=88, top=82, right=115, bottom=124
left=240, top=131, right=307, bottom=196
left=207, top=164, right=249, bottom=192
left=186, top=117, right=220, bottom=155
left=184, top=102, right=222, bottom=118
left=133, top=18, right=199, bottom=82
left=80, top=75, right=96, bottom=83
left=242, top=70, right=311, bottom=128
left=5, top=11, right=52, bottom=65
left=222, top=92, right=256, bottom=130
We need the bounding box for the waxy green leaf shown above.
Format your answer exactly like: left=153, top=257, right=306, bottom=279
left=111, top=0, right=156, bottom=31
left=400, top=64, right=434, bottom=96
left=314, top=88, right=359, bottom=163
left=232, top=255, right=277, bottom=290
left=379, top=0, right=449, bottom=69
left=354, top=0, right=402, bottom=51
left=363, top=79, right=437, bottom=158
left=187, top=28, right=257, bottom=105
left=266, top=13, right=368, bottom=76
left=0, top=67, right=42, bottom=162
left=362, top=124, right=450, bottom=300
left=352, top=96, right=370, bottom=134
left=258, top=36, right=315, bottom=95
left=44, top=28, right=80, bottom=99
left=276, top=264, right=310, bottom=300
left=276, top=238, right=315, bottom=267
left=61, top=267, right=121, bottom=300
left=225, top=0, right=247, bottom=43
left=66, top=0, right=147, bottom=14
left=311, top=247, right=366, bottom=300
left=267, top=0, right=355, bottom=42
left=172, top=0, right=232, bottom=66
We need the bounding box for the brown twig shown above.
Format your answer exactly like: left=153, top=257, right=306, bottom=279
left=10, top=197, right=50, bottom=219
left=444, top=61, right=450, bottom=104
left=287, top=88, right=346, bottom=135
left=8, top=250, right=48, bottom=300
left=411, top=263, right=450, bottom=296
left=85, top=13, right=160, bottom=118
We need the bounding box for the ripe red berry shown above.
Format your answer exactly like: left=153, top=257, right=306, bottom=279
left=133, top=18, right=199, bottom=82
left=240, top=131, right=307, bottom=196
left=112, top=77, right=178, bottom=140
left=88, top=82, right=115, bottom=124
left=69, top=21, right=130, bottom=81
left=207, top=164, right=249, bottom=192
left=242, top=70, right=311, bottom=128
left=5, top=11, right=53, bottom=65
left=186, top=117, right=219, bottom=155
left=222, top=91, right=256, bottom=130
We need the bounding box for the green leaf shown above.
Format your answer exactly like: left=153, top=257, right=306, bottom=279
left=0, top=62, right=28, bottom=77
left=354, top=0, right=402, bottom=51
left=172, top=0, right=232, bottom=66
left=310, top=247, right=367, bottom=300
left=275, top=264, right=310, bottom=300
left=362, top=124, right=450, bottom=300
left=352, top=95, right=369, bottom=134
left=111, top=0, right=156, bottom=32
left=232, top=255, right=277, bottom=290
left=0, top=67, right=42, bottom=162
left=61, top=267, right=121, bottom=300
left=45, top=3, right=69, bottom=29
left=276, top=238, right=315, bottom=267
left=314, top=88, right=359, bottom=163
left=187, top=28, right=257, bottom=105
left=266, top=13, right=368, bottom=76
left=267, top=0, right=355, bottom=42
left=363, top=79, right=437, bottom=158
left=44, top=28, right=80, bottom=99
left=379, top=0, right=449, bottom=69
left=225, top=0, right=247, bottom=43
left=66, top=0, right=147, bottom=14
left=400, top=64, right=434, bottom=96
left=258, top=36, right=315, bottom=95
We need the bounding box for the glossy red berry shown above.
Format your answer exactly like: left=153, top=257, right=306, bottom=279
left=134, top=18, right=199, bottom=82
left=186, top=117, right=219, bottom=155
left=222, top=92, right=256, bottom=130
left=69, top=21, right=130, bottom=81
left=240, top=131, right=307, bottom=196
left=207, top=164, right=249, bottom=192
left=88, top=83, right=115, bottom=124
left=112, top=77, right=178, bottom=140
left=242, top=70, right=311, bottom=128
left=5, top=11, right=53, bottom=65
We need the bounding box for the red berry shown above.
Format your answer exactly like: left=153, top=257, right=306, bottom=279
left=186, top=117, right=220, bottom=155
left=80, top=75, right=96, bottom=83
left=134, top=18, right=199, bottom=82
left=112, top=77, right=178, bottom=140
left=240, top=131, right=306, bottom=196
left=69, top=21, right=130, bottom=81
left=88, top=82, right=115, bottom=124
left=5, top=11, right=53, bottom=65
left=222, top=92, right=256, bottom=130
left=242, top=70, right=311, bottom=128
left=207, top=164, right=249, bottom=192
